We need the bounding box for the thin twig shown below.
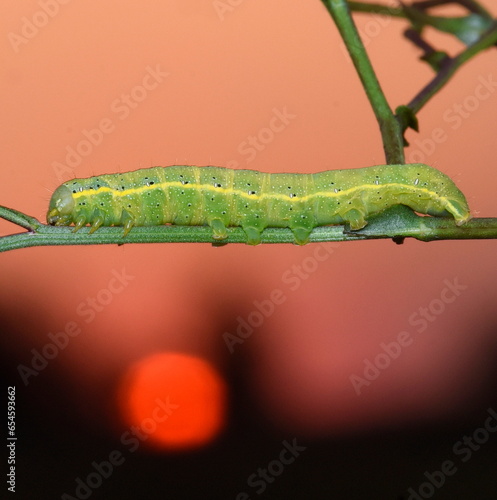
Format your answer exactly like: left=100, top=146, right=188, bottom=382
left=407, top=21, right=497, bottom=113
left=321, top=0, right=405, bottom=164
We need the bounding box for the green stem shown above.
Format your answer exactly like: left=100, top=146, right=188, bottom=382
left=347, top=1, right=405, bottom=17
left=415, top=0, right=493, bottom=18
left=348, top=0, right=492, bottom=19
left=2, top=206, right=497, bottom=253
left=407, top=21, right=497, bottom=114
left=321, top=0, right=405, bottom=164
left=0, top=205, right=41, bottom=231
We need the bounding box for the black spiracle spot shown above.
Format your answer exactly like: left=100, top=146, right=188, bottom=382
left=248, top=191, right=256, bottom=195
left=221, top=211, right=226, bottom=215
left=214, top=183, right=222, bottom=188
left=149, top=181, right=155, bottom=186
left=187, top=203, right=192, bottom=207
left=289, top=193, right=297, bottom=198
left=72, top=190, right=77, bottom=194
left=156, top=203, right=160, bottom=207
left=127, top=204, right=132, bottom=208
left=211, top=197, right=215, bottom=202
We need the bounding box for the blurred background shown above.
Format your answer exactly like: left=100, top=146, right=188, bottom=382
left=1, top=1, right=497, bottom=498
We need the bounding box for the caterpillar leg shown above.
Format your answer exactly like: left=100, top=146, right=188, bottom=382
left=445, top=199, right=471, bottom=226
left=209, top=218, right=228, bottom=240
left=243, top=226, right=262, bottom=245
left=342, top=208, right=367, bottom=231
left=291, top=227, right=312, bottom=245
left=120, top=210, right=135, bottom=237
left=89, top=210, right=105, bottom=234
left=289, top=213, right=314, bottom=244
left=72, top=215, right=87, bottom=232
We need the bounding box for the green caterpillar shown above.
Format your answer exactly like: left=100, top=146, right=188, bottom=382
left=47, top=164, right=470, bottom=245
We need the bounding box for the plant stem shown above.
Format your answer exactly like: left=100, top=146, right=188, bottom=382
left=321, top=0, right=405, bottom=164
left=348, top=0, right=492, bottom=19
left=347, top=2, right=405, bottom=17
left=0, top=205, right=40, bottom=231
left=407, top=21, right=497, bottom=113
left=2, top=206, right=497, bottom=253
left=415, top=0, right=493, bottom=18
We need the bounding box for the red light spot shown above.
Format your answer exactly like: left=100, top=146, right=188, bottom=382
left=118, top=352, right=227, bottom=450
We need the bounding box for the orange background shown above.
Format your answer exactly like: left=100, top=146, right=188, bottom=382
left=1, top=0, right=497, bottom=469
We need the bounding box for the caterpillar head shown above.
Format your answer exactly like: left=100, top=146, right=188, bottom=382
left=47, top=185, right=75, bottom=226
